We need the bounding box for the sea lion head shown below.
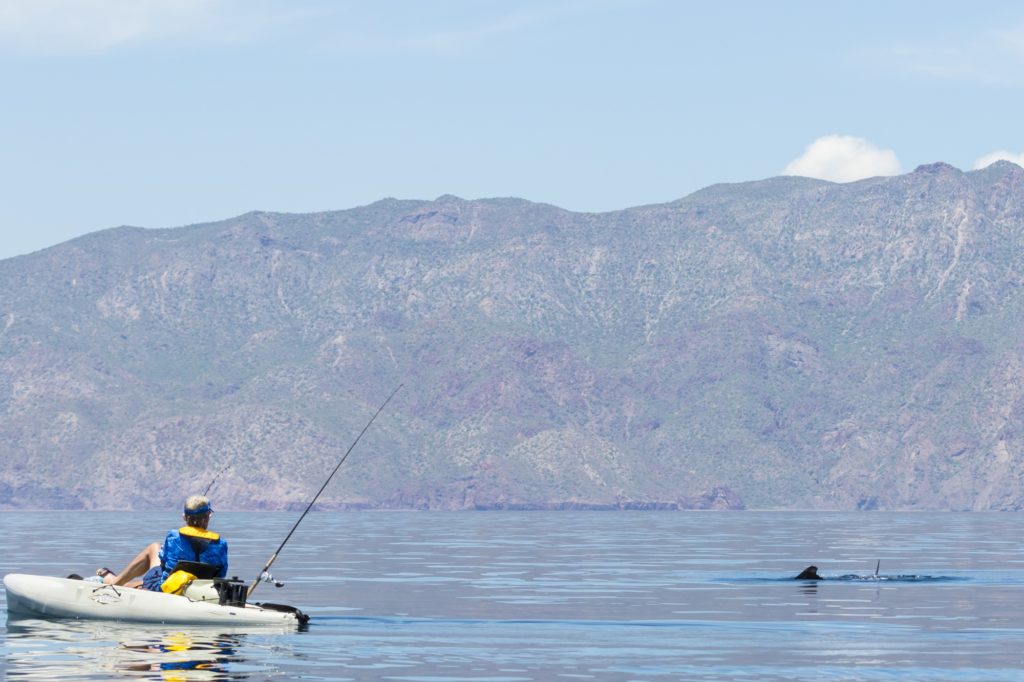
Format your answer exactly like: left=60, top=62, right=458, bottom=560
left=795, top=565, right=823, bottom=580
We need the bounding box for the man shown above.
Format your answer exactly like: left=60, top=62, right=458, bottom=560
left=98, top=495, right=229, bottom=591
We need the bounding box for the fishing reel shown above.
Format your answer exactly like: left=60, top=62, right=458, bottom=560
left=258, top=571, right=285, bottom=588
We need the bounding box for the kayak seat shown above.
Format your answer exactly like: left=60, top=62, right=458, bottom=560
left=171, top=560, right=220, bottom=579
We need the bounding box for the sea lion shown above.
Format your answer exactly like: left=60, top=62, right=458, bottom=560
left=794, top=565, right=823, bottom=580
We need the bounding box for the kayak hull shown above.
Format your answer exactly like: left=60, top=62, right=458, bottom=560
left=3, top=573, right=305, bottom=626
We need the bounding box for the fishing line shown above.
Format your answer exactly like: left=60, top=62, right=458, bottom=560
left=247, top=383, right=404, bottom=598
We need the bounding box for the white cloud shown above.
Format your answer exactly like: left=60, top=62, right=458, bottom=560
left=333, top=2, right=606, bottom=57
left=0, top=0, right=600, bottom=57
left=863, top=23, right=1024, bottom=85
left=344, top=10, right=546, bottom=56
left=782, top=135, right=902, bottom=183
left=0, top=0, right=210, bottom=53
left=0, top=0, right=304, bottom=54
left=973, top=150, right=1024, bottom=170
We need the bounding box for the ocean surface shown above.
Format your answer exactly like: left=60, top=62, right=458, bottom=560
left=2, top=511, right=1024, bottom=680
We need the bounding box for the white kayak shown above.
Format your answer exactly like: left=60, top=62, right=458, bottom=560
left=3, top=573, right=308, bottom=626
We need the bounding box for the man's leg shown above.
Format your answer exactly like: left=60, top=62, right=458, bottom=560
left=101, top=543, right=160, bottom=586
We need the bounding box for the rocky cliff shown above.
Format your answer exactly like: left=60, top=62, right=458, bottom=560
left=3, top=161, right=1024, bottom=510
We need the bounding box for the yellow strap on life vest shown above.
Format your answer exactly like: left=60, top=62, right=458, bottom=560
left=178, top=526, right=220, bottom=541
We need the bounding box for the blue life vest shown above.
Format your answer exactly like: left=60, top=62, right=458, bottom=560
left=158, top=526, right=229, bottom=584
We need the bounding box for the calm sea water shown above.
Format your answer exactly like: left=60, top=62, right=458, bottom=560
left=2, top=511, right=1024, bottom=681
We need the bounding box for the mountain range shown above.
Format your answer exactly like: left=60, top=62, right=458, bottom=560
left=3, top=161, right=1024, bottom=511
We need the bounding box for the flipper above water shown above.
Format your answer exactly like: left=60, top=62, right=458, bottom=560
left=794, top=565, right=823, bottom=580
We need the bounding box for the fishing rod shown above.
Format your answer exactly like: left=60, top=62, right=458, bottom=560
left=203, top=462, right=231, bottom=497
left=247, top=383, right=404, bottom=598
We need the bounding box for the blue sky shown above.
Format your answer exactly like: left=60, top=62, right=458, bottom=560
left=1, top=0, right=1023, bottom=260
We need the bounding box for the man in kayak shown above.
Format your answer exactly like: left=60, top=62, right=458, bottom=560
left=98, top=495, right=229, bottom=590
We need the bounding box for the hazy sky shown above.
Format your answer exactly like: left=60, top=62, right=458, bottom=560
left=2, top=0, right=1023, bottom=260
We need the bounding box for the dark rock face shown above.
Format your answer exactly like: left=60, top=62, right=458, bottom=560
left=3, top=162, right=1024, bottom=511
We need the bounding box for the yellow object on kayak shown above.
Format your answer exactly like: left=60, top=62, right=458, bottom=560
left=160, top=569, right=197, bottom=595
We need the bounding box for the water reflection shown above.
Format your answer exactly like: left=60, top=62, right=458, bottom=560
left=4, top=618, right=274, bottom=680
left=798, top=580, right=818, bottom=597
left=117, top=631, right=240, bottom=679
